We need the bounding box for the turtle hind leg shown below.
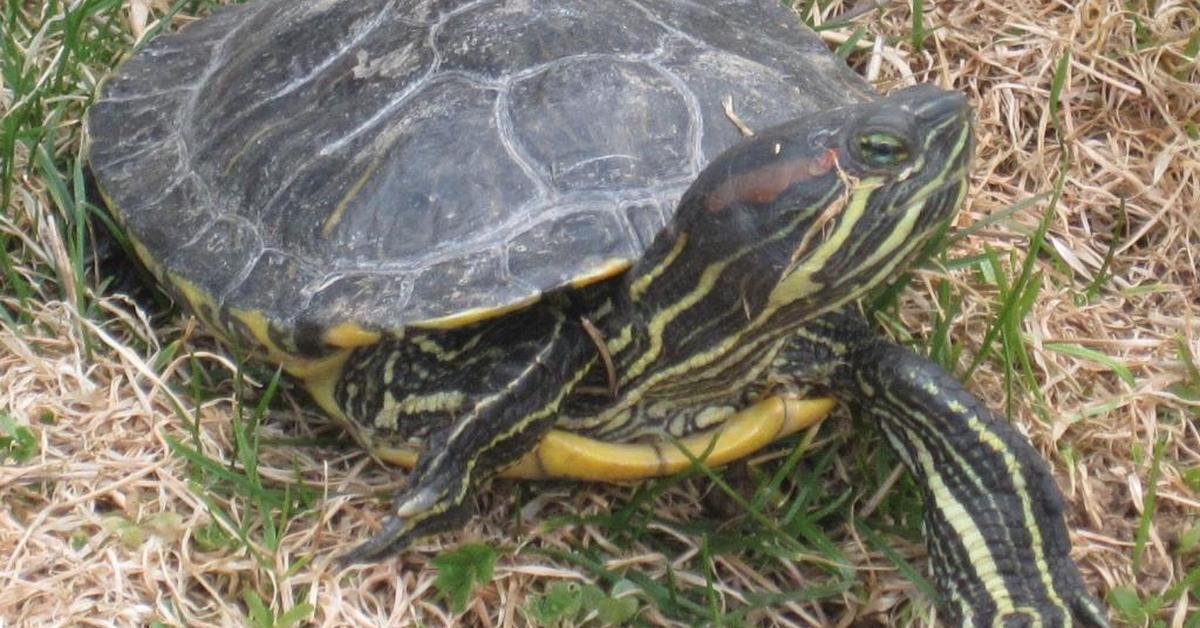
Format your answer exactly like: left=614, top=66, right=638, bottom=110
left=340, top=311, right=596, bottom=562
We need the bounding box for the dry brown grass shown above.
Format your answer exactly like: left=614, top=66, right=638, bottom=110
left=2, top=0, right=1197, bottom=625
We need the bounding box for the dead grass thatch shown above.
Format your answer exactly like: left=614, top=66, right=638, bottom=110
left=1, top=0, right=1197, bottom=625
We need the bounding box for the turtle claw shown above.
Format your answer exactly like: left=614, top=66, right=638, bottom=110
left=339, top=482, right=474, bottom=566
left=338, top=513, right=415, bottom=566
left=394, top=487, right=439, bottom=519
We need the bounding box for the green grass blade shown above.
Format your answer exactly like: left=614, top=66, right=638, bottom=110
left=1044, top=343, right=1136, bottom=387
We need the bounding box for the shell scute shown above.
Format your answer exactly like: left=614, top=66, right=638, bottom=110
left=507, top=207, right=634, bottom=287
left=436, top=0, right=668, bottom=79
left=510, top=58, right=695, bottom=193
left=88, top=0, right=871, bottom=348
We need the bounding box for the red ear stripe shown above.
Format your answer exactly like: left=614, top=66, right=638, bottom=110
left=704, top=148, right=839, bottom=213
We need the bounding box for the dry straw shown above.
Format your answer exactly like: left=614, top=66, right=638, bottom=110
left=1, top=0, right=1196, bottom=625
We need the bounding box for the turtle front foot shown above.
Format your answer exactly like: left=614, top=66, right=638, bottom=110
left=339, top=479, right=473, bottom=565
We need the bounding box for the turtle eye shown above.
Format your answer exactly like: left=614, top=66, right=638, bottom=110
left=856, top=132, right=910, bottom=167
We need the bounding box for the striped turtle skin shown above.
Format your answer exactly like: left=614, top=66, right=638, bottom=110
left=87, top=0, right=1108, bottom=624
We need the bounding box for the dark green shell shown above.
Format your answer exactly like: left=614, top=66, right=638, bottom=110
left=87, top=0, right=871, bottom=347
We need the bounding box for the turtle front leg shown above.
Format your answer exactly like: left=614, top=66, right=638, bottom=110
left=341, top=311, right=595, bottom=563
left=776, top=310, right=1108, bottom=626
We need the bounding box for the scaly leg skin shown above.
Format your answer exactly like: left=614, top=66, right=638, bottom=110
left=779, top=309, right=1109, bottom=626
left=339, top=311, right=595, bottom=564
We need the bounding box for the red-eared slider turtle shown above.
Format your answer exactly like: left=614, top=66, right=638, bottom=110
left=87, top=0, right=1107, bottom=624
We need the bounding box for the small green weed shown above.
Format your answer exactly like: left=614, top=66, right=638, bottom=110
left=164, top=364, right=316, bottom=563
left=525, top=580, right=642, bottom=627
left=0, top=413, right=38, bottom=463
left=1168, top=337, right=1200, bottom=404
left=243, top=589, right=314, bottom=628
left=1107, top=430, right=1198, bottom=627
left=432, top=543, right=499, bottom=613
left=1108, top=562, right=1200, bottom=628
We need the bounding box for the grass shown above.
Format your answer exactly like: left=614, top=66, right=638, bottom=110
left=2, top=0, right=1198, bottom=625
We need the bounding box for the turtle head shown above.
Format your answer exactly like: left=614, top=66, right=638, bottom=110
left=630, top=85, right=973, bottom=320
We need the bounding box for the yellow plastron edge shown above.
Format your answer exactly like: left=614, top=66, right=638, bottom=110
left=371, top=396, right=836, bottom=481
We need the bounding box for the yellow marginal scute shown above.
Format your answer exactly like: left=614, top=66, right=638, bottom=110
left=569, top=257, right=633, bottom=289
left=229, top=307, right=286, bottom=355
left=411, top=293, right=541, bottom=330
left=227, top=308, right=355, bottom=381
left=323, top=321, right=382, bottom=348
left=170, top=273, right=217, bottom=319
left=503, top=396, right=836, bottom=480
left=128, top=236, right=167, bottom=283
